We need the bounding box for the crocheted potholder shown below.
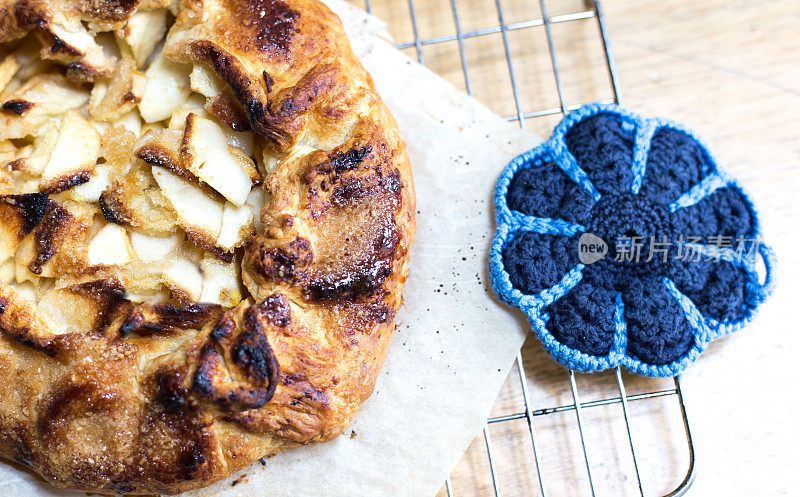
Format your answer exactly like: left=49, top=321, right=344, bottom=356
left=490, top=103, right=775, bottom=376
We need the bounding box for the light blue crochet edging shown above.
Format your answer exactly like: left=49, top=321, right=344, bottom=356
left=489, top=102, right=776, bottom=377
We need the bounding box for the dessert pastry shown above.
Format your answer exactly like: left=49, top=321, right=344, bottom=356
left=0, top=0, right=415, bottom=493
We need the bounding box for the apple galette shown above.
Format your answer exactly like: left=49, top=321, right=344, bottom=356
left=0, top=0, right=415, bottom=493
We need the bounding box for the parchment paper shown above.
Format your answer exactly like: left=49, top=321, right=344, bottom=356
left=0, top=2, right=541, bottom=495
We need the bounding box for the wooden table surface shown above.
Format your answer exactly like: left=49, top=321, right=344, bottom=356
left=351, top=0, right=800, bottom=495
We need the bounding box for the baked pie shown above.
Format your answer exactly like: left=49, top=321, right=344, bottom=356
left=0, top=0, right=415, bottom=493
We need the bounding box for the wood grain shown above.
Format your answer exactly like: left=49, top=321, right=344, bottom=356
left=351, top=0, right=800, bottom=495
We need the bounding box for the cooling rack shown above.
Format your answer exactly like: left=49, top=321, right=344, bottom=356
left=352, top=0, right=696, bottom=495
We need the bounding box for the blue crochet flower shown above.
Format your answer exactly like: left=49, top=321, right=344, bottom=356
left=490, top=104, right=775, bottom=376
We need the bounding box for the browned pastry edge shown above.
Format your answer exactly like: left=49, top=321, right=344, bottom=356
left=0, top=0, right=415, bottom=493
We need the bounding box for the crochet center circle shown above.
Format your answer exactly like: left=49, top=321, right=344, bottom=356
left=587, top=193, right=672, bottom=270
left=490, top=104, right=775, bottom=377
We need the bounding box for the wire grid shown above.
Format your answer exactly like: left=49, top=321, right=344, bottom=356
left=355, top=0, right=697, bottom=495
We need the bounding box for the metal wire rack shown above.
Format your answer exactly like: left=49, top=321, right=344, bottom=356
left=355, top=0, right=697, bottom=495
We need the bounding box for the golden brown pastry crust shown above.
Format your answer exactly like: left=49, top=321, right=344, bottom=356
left=0, top=0, right=415, bottom=493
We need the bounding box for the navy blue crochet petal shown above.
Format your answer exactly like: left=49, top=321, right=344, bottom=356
left=502, top=232, right=580, bottom=296
left=668, top=256, right=755, bottom=323
left=564, top=113, right=634, bottom=196
left=639, top=127, right=715, bottom=205
left=545, top=269, right=616, bottom=356
left=506, top=162, right=595, bottom=224
left=623, top=277, right=696, bottom=365
left=671, top=185, right=757, bottom=242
